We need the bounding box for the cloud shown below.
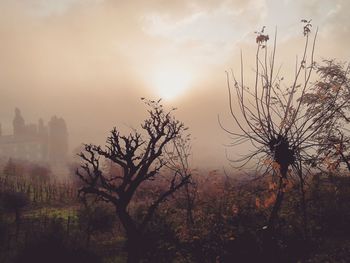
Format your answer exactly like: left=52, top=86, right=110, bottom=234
left=0, top=0, right=349, bottom=168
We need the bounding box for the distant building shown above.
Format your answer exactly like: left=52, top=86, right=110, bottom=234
left=0, top=108, right=68, bottom=164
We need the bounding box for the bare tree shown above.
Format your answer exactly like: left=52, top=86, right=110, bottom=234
left=164, top=134, right=196, bottom=227
left=76, top=99, right=191, bottom=263
left=220, top=20, right=347, bottom=236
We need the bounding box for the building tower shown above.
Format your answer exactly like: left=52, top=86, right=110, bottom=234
left=13, top=108, right=25, bottom=137
left=48, top=116, right=68, bottom=164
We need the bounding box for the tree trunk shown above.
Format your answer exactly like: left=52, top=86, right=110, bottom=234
left=126, top=235, right=143, bottom=263
left=263, top=176, right=285, bottom=262
left=298, top=170, right=308, bottom=239
left=267, top=188, right=284, bottom=232
left=117, top=207, right=143, bottom=263
left=127, top=253, right=141, bottom=263
left=267, top=174, right=285, bottom=231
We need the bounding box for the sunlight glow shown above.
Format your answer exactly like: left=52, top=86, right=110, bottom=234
left=151, top=66, right=192, bottom=100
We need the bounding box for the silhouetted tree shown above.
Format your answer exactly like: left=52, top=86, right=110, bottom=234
left=76, top=99, right=191, bottom=263
left=220, top=21, right=345, bottom=239
left=164, top=133, right=196, bottom=227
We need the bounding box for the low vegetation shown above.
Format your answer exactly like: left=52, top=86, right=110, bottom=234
left=1, top=164, right=350, bottom=262
left=1, top=22, right=350, bottom=263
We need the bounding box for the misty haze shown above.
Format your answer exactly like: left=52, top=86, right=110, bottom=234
left=1, top=1, right=350, bottom=263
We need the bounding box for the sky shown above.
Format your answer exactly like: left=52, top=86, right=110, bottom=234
left=0, top=0, right=349, bottom=169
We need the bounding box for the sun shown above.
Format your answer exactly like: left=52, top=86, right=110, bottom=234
left=151, top=65, right=192, bottom=100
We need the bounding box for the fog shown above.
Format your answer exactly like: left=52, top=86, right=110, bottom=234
left=1, top=0, right=350, bottom=169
